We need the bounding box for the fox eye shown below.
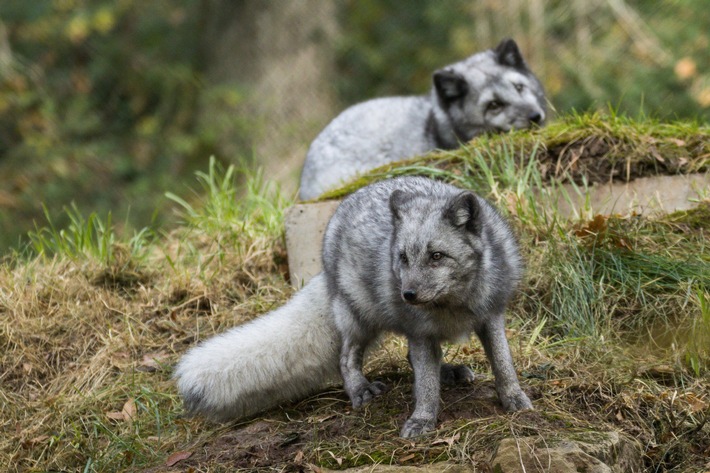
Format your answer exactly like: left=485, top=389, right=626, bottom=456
left=487, top=100, right=505, bottom=112
left=399, top=252, right=408, bottom=264
left=431, top=252, right=443, bottom=261
left=514, top=83, right=524, bottom=93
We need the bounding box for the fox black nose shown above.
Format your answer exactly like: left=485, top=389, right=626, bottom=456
left=529, top=112, right=543, bottom=124
left=402, top=290, right=417, bottom=303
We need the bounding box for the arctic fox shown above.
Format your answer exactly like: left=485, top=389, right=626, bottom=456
left=299, top=39, right=546, bottom=200
left=175, top=176, right=531, bottom=437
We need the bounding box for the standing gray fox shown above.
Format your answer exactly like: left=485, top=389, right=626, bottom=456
left=299, top=39, right=546, bottom=200
left=175, top=176, right=531, bottom=437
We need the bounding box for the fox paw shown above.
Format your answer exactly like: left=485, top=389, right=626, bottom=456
left=500, top=389, right=533, bottom=412
left=440, top=363, right=475, bottom=386
left=400, top=417, right=436, bottom=438
left=349, top=381, right=387, bottom=408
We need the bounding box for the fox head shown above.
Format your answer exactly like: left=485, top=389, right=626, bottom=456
left=431, top=38, right=547, bottom=145
left=388, top=189, right=486, bottom=308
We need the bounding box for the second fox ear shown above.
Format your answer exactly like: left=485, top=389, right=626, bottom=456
left=494, top=38, right=526, bottom=70
left=444, top=191, right=481, bottom=234
left=433, top=69, right=468, bottom=104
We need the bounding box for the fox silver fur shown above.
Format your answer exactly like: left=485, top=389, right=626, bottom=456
left=175, top=176, right=531, bottom=437
left=299, top=39, right=546, bottom=200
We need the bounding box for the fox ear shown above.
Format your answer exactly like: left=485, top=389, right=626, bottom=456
left=433, top=69, right=468, bottom=104
left=494, top=38, right=526, bottom=70
left=444, top=191, right=481, bottom=233
left=389, top=189, right=411, bottom=221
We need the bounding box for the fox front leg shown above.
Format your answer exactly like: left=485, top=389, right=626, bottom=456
left=401, top=338, right=442, bottom=438
left=475, top=315, right=532, bottom=412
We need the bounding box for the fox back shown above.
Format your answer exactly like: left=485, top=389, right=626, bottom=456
left=299, top=39, right=546, bottom=200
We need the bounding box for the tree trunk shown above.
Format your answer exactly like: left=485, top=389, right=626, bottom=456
left=200, top=0, right=339, bottom=195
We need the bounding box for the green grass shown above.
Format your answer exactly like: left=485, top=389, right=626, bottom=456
left=522, top=206, right=710, bottom=340
left=166, top=156, right=288, bottom=236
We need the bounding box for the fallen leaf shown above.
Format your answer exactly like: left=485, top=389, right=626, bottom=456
left=106, top=411, right=125, bottom=421
left=138, top=351, right=170, bottom=372
left=306, top=413, right=337, bottom=424
left=432, top=433, right=461, bottom=446
left=327, top=451, right=343, bottom=466
left=21, top=435, right=50, bottom=449
left=165, top=450, right=192, bottom=467
left=398, top=453, right=416, bottom=462
left=29, top=435, right=49, bottom=445
left=575, top=214, right=607, bottom=238
left=678, top=392, right=708, bottom=413
left=122, top=398, right=137, bottom=422
left=111, top=351, right=131, bottom=369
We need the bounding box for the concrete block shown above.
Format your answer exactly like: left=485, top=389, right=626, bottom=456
left=557, top=173, right=710, bottom=217
left=284, top=200, right=341, bottom=288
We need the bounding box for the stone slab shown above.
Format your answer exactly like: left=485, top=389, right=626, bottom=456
left=557, top=172, right=709, bottom=217
left=284, top=173, right=709, bottom=288
left=284, top=199, right=340, bottom=287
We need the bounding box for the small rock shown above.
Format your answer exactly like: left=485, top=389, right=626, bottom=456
left=490, top=431, right=642, bottom=473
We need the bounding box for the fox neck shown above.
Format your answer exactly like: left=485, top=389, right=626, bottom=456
left=427, top=92, right=485, bottom=150
left=426, top=109, right=457, bottom=149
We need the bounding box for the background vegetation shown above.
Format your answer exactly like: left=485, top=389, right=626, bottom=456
left=1, top=0, right=710, bottom=252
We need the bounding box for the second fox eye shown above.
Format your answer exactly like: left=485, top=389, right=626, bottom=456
left=487, top=100, right=505, bottom=112
left=431, top=252, right=443, bottom=261
left=514, top=83, right=524, bottom=93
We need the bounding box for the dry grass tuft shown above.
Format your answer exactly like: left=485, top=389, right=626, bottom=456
left=0, top=164, right=294, bottom=472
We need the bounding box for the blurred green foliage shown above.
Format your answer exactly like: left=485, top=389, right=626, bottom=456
left=1, top=0, right=709, bottom=252
left=0, top=0, right=250, bottom=251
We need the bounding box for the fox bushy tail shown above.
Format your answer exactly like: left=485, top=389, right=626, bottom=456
left=174, top=273, right=340, bottom=421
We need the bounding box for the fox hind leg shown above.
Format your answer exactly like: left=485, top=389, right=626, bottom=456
left=332, top=296, right=386, bottom=408
left=440, top=363, right=476, bottom=386
left=409, top=350, right=475, bottom=387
